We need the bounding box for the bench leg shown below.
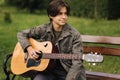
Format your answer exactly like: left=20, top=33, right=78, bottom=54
left=11, top=75, right=16, bottom=80
left=3, top=53, right=16, bottom=80
left=3, top=53, right=35, bottom=80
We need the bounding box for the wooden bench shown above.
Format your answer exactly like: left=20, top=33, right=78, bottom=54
left=81, top=35, right=120, bottom=80
left=3, top=34, right=120, bottom=80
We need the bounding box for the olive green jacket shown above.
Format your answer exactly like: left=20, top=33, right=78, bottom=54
left=17, top=23, right=86, bottom=80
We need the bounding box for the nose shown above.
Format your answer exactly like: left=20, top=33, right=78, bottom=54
left=62, top=13, right=67, bottom=19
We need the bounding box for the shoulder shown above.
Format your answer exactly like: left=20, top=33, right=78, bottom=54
left=36, top=23, right=50, bottom=28
left=34, top=23, right=51, bottom=31
left=65, top=24, right=81, bottom=35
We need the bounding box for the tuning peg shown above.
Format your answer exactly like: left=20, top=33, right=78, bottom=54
left=88, top=63, right=91, bottom=66
left=90, top=52, right=93, bottom=54
left=92, top=63, right=96, bottom=66
left=95, top=52, right=98, bottom=55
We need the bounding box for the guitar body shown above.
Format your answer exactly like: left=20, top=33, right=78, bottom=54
left=11, top=38, right=52, bottom=75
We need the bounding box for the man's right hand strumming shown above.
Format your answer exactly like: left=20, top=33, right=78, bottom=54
left=27, top=46, right=39, bottom=60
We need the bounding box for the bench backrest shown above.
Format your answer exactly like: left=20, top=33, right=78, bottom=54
left=81, top=35, right=120, bottom=80
left=81, top=35, right=120, bottom=56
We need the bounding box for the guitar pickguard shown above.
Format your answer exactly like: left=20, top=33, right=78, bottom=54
left=27, top=59, right=40, bottom=68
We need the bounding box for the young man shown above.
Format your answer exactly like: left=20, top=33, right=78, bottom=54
left=17, top=0, right=86, bottom=80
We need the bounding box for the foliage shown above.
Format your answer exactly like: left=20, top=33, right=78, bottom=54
left=5, top=0, right=50, bottom=13
left=4, top=0, right=120, bottom=19
left=108, top=0, right=120, bottom=19
left=66, top=0, right=109, bottom=18
left=4, top=12, right=12, bottom=23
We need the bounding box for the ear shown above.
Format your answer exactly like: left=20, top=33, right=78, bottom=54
left=49, top=15, right=53, bottom=19
left=48, top=15, right=53, bottom=21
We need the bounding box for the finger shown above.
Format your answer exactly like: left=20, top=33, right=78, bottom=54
left=31, top=52, right=39, bottom=59
left=33, top=54, right=39, bottom=59
left=29, top=52, right=34, bottom=59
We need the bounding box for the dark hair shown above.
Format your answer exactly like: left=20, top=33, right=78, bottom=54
left=47, top=0, right=70, bottom=21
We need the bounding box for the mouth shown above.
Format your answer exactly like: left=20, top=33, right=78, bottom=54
left=60, top=19, right=67, bottom=23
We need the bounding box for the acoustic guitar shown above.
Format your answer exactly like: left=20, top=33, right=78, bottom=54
left=11, top=38, right=103, bottom=75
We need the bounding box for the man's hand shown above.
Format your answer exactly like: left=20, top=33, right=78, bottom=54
left=27, top=46, right=39, bottom=59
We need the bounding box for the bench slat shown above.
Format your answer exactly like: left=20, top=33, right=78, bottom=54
left=86, top=70, right=120, bottom=80
left=81, top=35, right=120, bottom=45
left=83, top=46, right=120, bottom=56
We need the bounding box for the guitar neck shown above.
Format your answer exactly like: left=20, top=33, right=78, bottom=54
left=42, top=53, right=83, bottom=60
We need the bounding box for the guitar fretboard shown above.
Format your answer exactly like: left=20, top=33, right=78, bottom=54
left=42, top=53, right=82, bottom=60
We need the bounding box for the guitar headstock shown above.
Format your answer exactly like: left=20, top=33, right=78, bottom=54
left=83, top=52, right=103, bottom=63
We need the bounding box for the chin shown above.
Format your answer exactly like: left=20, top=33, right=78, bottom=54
left=60, top=23, right=66, bottom=26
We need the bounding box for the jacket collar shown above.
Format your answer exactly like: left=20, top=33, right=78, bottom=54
left=46, top=22, right=72, bottom=41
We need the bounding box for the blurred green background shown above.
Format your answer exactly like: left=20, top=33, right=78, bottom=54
left=0, top=0, right=120, bottom=80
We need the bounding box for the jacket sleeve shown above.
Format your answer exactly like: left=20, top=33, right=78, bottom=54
left=66, top=33, right=86, bottom=80
left=17, top=25, right=45, bottom=52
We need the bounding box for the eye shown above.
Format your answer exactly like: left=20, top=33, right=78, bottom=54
left=65, top=12, right=67, bottom=15
left=58, top=12, right=62, bottom=15
left=58, top=12, right=68, bottom=16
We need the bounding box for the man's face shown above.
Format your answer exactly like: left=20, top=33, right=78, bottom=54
left=50, top=7, right=68, bottom=27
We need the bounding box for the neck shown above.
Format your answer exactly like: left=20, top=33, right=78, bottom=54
left=52, top=22, right=63, bottom=31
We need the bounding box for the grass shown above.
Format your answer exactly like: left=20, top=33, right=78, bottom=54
left=0, top=5, right=120, bottom=80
